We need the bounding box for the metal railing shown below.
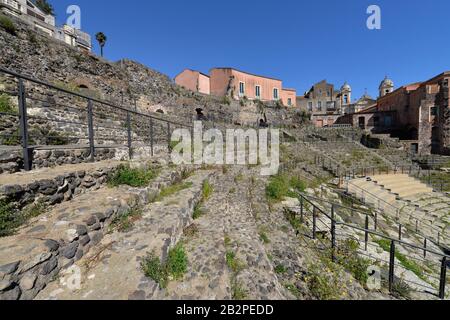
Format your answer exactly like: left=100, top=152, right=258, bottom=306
left=0, top=67, right=194, bottom=170
left=343, top=181, right=449, bottom=247
left=294, top=193, right=449, bottom=299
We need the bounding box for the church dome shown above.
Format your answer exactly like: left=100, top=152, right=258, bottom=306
left=341, top=82, right=351, bottom=92
left=380, top=76, right=394, bottom=88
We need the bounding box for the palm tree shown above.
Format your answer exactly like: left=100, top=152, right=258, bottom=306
left=35, top=0, right=54, bottom=16
left=95, top=32, right=107, bottom=57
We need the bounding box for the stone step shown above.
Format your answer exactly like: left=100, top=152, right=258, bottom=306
left=161, top=167, right=287, bottom=300
left=0, top=160, right=124, bottom=212
left=0, top=165, right=189, bottom=300
left=35, top=170, right=214, bottom=300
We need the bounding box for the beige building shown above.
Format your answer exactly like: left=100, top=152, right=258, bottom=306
left=297, top=80, right=352, bottom=127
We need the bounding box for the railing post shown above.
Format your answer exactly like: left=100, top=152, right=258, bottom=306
left=149, top=118, right=154, bottom=157
left=167, top=122, right=171, bottom=151
left=365, top=215, right=369, bottom=251
left=300, top=196, right=304, bottom=223
left=331, top=205, right=336, bottom=262
left=424, top=238, right=427, bottom=259
left=18, top=78, right=31, bottom=171
left=87, top=100, right=95, bottom=162
left=389, top=240, right=396, bottom=293
left=374, top=211, right=378, bottom=231
left=398, top=224, right=402, bottom=241
left=312, top=207, right=317, bottom=240
left=126, top=111, right=132, bottom=159
left=439, top=257, right=447, bottom=300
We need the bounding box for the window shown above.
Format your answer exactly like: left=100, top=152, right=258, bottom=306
left=308, top=102, right=313, bottom=112
left=344, top=95, right=349, bottom=104
left=273, top=88, right=279, bottom=100
left=431, top=106, right=438, bottom=119
left=255, top=85, right=261, bottom=98
left=239, top=82, right=245, bottom=96
left=287, top=98, right=292, bottom=106
left=317, top=101, right=322, bottom=111
left=374, top=116, right=380, bottom=127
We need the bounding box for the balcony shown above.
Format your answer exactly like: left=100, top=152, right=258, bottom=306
left=326, top=102, right=337, bottom=112
left=1, top=0, right=20, bottom=11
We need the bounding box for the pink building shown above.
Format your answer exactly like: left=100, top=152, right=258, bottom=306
left=175, top=69, right=210, bottom=95
left=175, top=67, right=296, bottom=107
left=209, top=68, right=296, bottom=107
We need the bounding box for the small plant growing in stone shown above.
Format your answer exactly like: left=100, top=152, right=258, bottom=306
left=109, top=207, right=142, bottom=233
left=234, top=174, right=244, bottom=183
left=108, top=165, right=157, bottom=188
left=266, top=174, right=306, bottom=203
left=231, top=279, right=247, bottom=300
left=0, top=14, right=16, bottom=35
left=142, top=251, right=169, bottom=288
left=221, top=96, right=231, bottom=105
left=192, top=204, right=204, bottom=220
left=304, top=261, right=342, bottom=300
left=334, top=239, right=371, bottom=286
left=222, top=165, right=229, bottom=174
left=23, top=200, right=47, bottom=220
left=226, top=251, right=245, bottom=273
left=166, top=243, right=188, bottom=280
left=275, top=264, right=288, bottom=274
left=202, top=180, right=213, bottom=200
left=0, top=199, right=20, bottom=237
left=169, top=140, right=179, bottom=152
left=224, top=235, right=232, bottom=247
left=259, top=231, right=270, bottom=244
left=154, top=181, right=193, bottom=202
left=0, top=94, right=17, bottom=114
left=142, top=243, right=188, bottom=288
left=284, top=283, right=302, bottom=299
left=390, top=279, right=412, bottom=300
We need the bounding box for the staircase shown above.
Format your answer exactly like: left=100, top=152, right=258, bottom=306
left=346, top=174, right=449, bottom=247
left=371, top=174, right=434, bottom=199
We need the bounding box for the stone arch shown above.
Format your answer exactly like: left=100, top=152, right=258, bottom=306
left=196, top=108, right=206, bottom=121
left=73, top=78, right=92, bottom=90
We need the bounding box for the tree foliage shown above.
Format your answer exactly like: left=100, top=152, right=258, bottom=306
left=34, top=0, right=54, bottom=16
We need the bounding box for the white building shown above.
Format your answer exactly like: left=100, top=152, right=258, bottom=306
left=0, top=0, right=91, bottom=52
left=55, top=24, right=92, bottom=53
left=0, top=0, right=55, bottom=35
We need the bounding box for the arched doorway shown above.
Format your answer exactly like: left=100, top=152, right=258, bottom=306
left=196, top=108, right=206, bottom=121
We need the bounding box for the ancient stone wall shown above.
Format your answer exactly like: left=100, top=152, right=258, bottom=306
left=0, top=14, right=301, bottom=132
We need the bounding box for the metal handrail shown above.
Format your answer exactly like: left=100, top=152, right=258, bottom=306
left=0, top=66, right=193, bottom=129
left=345, top=180, right=448, bottom=243
left=296, top=193, right=449, bottom=299
left=0, top=67, right=196, bottom=170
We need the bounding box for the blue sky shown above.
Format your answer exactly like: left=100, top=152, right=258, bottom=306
left=51, top=0, right=450, bottom=100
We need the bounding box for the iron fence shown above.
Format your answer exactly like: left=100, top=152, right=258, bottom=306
left=0, top=67, right=194, bottom=171
left=294, top=193, right=449, bottom=299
